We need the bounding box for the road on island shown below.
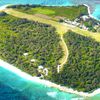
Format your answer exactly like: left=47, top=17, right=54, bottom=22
left=59, top=35, right=69, bottom=69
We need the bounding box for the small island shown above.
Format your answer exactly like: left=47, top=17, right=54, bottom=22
left=0, top=4, right=100, bottom=96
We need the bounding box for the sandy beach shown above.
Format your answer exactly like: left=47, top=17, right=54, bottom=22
left=0, top=59, right=100, bottom=97
left=83, top=4, right=97, bottom=20
left=0, top=5, right=8, bottom=11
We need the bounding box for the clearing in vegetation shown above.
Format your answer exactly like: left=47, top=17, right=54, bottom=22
left=3, top=9, right=100, bottom=41
left=8, top=5, right=88, bottom=20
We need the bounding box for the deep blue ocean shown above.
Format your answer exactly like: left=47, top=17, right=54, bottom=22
left=0, top=0, right=100, bottom=100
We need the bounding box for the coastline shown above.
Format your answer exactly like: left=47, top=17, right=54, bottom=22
left=0, top=5, right=9, bottom=11
left=83, top=4, right=99, bottom=21
left=0, top=4, right=100, bottom=98
left=0, top=4, right=99, bottom=21
left=0, top=59, right=100, bottom=97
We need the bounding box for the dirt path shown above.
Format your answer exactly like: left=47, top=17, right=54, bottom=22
left=59, top=35, right=69, bottom=69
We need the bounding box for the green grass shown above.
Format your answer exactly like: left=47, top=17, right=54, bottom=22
left=30, top=7, right=55, bottom=15
left=9, top=5, right=88, bottom=20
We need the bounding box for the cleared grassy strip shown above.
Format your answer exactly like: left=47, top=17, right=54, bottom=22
left=29, top=7, right=55, bottom=15
left=4, top=9, right=100, bottom=40
left=63, top=23, right=100, bottom=41
left=4, top=9, right=68, bottom=35
left=72, top=27, right=100, bottom=42
left=10, top=5, right=88, bottom=20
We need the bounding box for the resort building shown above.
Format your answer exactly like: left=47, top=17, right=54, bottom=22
left=57, top=65, right=61, bottom=73
left=23, top=53, right=28, bottom=56
left=30, top=59, right=36, bottom=62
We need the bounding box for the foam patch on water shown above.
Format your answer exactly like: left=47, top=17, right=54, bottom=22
left=71, top=97, right=84, bottom=100
left=47, top=92, right=57, bottom=98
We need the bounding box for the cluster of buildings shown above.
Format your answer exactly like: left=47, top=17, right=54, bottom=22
left=38, top=64, right=61, bottom=79
left=63, top=15, right=90, bottom=30
left=60, top=15, right=100, bottom=31
left=23, top=52, right=49, bottom=78
left=38, top=65, right=48, bottom=78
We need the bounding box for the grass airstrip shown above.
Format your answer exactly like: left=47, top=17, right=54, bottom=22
left=4, top=8, right=100, bottom=41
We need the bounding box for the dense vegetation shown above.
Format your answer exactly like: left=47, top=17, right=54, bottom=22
left=8, top=4, right=88, bottom=20
left=51, top=31, right=100, bottom=92
left=0, top=12, right=100, bottom=92
left=0, top=13, right=63, bottom=76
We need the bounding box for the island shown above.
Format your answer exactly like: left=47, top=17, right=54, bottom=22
left=0, top=4, right=100, bottom=96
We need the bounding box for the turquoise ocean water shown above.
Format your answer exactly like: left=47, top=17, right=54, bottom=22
left=0, top=0, right=100, bottom=100
left=0, top=66, right=100, bottom=100
left=0, top=0, right=100, bottom=20
left=0, top=66, right=82, bottom=100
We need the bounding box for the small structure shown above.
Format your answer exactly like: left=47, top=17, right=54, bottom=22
left=30, top=59, right=36, bottom=62
left=74, top=18, right=79, bottom=22
left=43, top=68, right=48, bottom=76
left=57, top=65, right=61, bottom=73
left=38, top=65, right=44, bottom=70
left=81, top=15, right=90, bottom=21
left=64, top=19, right=80, bottom=27
left=38, top=65, right=48, bottom=76
left=23, top=53, right=28, bottom=56
left=38, top=65, right=44, bottom=73
left=79, top=24, right=88, bottom=30
left=72, top=21, right=80, bottom=26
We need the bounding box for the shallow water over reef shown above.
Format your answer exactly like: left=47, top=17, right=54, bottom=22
left=0, top=66, right=82, bottom=100
left=0, top=64, right=100, bottom=100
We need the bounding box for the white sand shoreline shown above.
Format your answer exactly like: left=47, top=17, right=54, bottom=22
left=83, top=4, right=98, bottom=20
left=0, top=5, right=8, bottom=11
left=0, top=59, right=100, bottom=97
